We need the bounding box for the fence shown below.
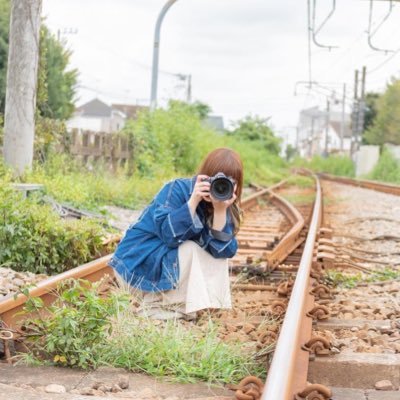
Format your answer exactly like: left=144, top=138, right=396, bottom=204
left=65, top=129, right=131, bottom=170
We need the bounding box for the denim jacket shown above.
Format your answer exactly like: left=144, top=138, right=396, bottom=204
left=108, top=177, right=238, bottom=292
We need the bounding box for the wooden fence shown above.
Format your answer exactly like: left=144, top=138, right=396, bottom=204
left=65, top=129, right=131, bottom=170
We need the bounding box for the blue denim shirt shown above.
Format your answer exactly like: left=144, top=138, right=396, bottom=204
left=108, top=177, right=238, bottom=292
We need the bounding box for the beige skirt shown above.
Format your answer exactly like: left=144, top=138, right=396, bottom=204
left=142, top=240, right=232, bottom=315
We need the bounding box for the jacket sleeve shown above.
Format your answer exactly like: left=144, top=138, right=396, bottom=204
left=153, top=181, right=204, bottom=248
left=202, top=214, right=238, bottom=259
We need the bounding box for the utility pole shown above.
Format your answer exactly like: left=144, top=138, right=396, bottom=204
left=150, top=0, right=179, bottom=111
left=351, top=69, right=360, bottom=156
left=340, top=83, right=346, bottom=153
left=3, top=0, right=42, bottom=176
left=324, top=99, right=330, bottom=156
left=358, top=66, right=367, bottom=150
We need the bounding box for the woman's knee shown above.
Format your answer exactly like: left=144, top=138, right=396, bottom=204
left=180, top=240, right=203, bottom=253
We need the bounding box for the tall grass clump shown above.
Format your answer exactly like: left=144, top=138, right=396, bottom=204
left=367, top=149, right=400, bottom=184
left=99, top=311, right=264, bottom=384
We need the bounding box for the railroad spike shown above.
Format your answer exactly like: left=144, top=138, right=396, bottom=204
left=306, top=304, right=330, bottom=320
left=301, top=336, right=331, bottom=356
left=295, top=383, right=333, bottom=400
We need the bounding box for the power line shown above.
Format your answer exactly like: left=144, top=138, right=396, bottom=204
left=368, top=46, right=400, bottom=73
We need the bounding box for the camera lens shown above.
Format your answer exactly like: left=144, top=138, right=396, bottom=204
left=210, top=177, right=234, bottom=201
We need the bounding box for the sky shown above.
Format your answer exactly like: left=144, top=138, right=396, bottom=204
left=41, top=0, right=400, bottom=142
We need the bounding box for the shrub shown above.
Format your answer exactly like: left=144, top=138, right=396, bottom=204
left=0, top=179, right=109, bottom=274
left=367, top=149, right=400, bottom=184
left=22, top=279, right=130, bottom=369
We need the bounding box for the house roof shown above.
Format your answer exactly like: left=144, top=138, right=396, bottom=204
left=112, top=104, right=149, bottom=120
left=329, top=120, right=352, bottom=138
left=76, top=98, right=112, bottom=117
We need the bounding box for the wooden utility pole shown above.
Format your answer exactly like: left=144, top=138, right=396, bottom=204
left=3, top=0, right=42, bottom=176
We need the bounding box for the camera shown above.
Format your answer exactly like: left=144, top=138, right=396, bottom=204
left=202, top=172, right=235, bottom=201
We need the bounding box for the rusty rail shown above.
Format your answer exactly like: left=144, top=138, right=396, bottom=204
left=319, top=173, right=400, bottom=196
left=262, top=174, right=328, bottom=399
left=0, top=255, right=112, bottom=329
left=241, top=180, right=305, bottom=270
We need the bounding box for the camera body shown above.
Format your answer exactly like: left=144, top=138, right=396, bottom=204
left=202, top=172, right=235, bottom=201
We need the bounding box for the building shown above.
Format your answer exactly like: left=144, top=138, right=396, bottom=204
left=297, top=106, right=352, bottom=158
left=203, top=115, right=224, bottom=132
left=66, top=99, right=148, bottom=133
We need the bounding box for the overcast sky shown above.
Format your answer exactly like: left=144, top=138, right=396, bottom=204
left=41, top=0, right=400, bottom=140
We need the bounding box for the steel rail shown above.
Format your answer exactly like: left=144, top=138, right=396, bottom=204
left=264, top=190, right=305, bottom=269
left=262, top=174, right=322, bottom=399
left=0, top=255, right=113, bottom=328
left=319, top=173, right=400, bottom=196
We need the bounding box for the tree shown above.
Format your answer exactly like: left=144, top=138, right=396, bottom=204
left=0, top=0, right=10, bottom=112
left=3, top=0, right=42, bottom=175
left=188, top=101, right=211, bottom=120
left=37, top=26, right=78, bottom=120
left=228, top=115, right=281, bottom=155
left=363, top=92, right=380, bottom=133
left=364, top=78, right=400, bottom=146
left=0, top=0, right=77, bottom=119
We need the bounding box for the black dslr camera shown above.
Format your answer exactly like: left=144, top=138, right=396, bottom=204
left=202, top=172, right=235, bottom=201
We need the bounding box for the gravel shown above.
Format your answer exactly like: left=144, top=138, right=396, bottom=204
left=321, top=181, right=400, bottom=356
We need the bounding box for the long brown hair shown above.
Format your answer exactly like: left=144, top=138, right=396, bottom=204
left=197, top=148, right=243, bottom=234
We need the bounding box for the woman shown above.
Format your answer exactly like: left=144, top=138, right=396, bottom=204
left=109, top=148, right=243, bottom=320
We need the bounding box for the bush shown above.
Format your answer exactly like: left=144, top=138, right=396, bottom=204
left=23, top=279, right=130, bottom=369
left=0, top=179, right=109, bottom=275
left=367, top=149, right=400, bottom=184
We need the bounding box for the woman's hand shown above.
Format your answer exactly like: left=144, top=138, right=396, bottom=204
left=188, top=175, right=210, bottom=216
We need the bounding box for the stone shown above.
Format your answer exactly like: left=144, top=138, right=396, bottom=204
left=118, top=375, right=129, bottom=389
left=79, top=387, right=99, bottom=395
left=375, top=380, right=394, bottom=391
left=44, top=384, right=67, bottom=394
left=111, top=383, right=123, bottom=393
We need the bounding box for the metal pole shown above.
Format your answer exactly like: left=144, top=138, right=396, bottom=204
left=340, top=83, right=346, bottom=152
left=150, top=0, right=179, bottom=111
left=325, top=99, right=330, bottom=156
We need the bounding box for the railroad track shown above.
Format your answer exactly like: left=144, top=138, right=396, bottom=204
left=0, top=176, right=322, bottom=400
left=1, top=174, right=399, bottom=400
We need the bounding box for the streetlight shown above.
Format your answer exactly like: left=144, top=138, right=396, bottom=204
left=150, top=0, right=179, bottom=111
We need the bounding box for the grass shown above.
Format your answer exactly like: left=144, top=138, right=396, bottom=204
left=285, top=175, right=314, bottom=188
left=292, top=155, right=355, bottom=177
left=19, top=280, right=266, bottom=384
left=100, top=311, right=264, bottom=383
left=324, top=266, right=400, bottom=289
left=366, top=149, right=400, bottom=185
left=281, top=193, right=315, bottom=205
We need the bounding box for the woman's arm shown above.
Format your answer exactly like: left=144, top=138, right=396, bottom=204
left=153, top=179, right=205, bottom=248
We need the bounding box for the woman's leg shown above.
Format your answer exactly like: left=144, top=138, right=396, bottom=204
left=162, top=240, right=232, bottom=314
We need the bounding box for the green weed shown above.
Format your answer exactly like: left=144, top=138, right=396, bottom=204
left=367, top=149, right=400, bottom=184
left=324, top=266, right=400, bottom=288
left=20, top=281, right=265, bottom=384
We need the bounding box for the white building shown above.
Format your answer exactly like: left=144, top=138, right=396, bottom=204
left=67, top=98, right=148, bottom=133
left=297, top=106, right=352, bottom=158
